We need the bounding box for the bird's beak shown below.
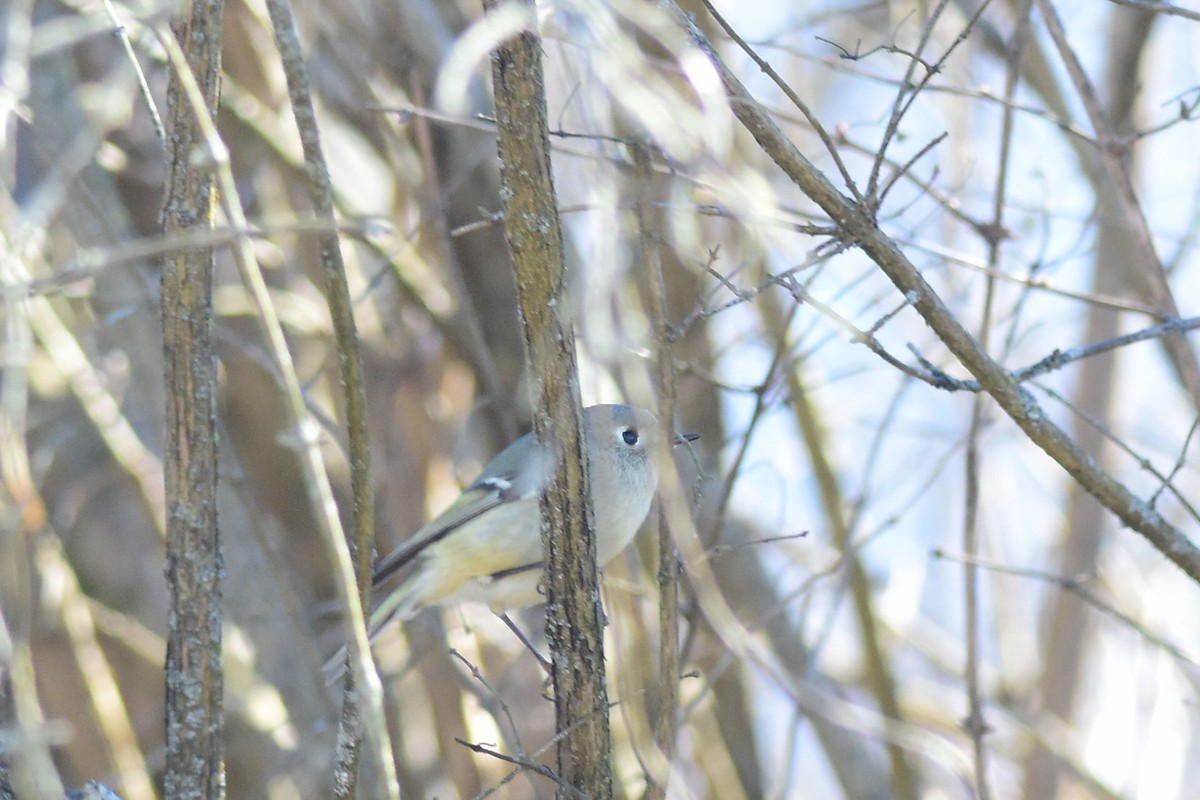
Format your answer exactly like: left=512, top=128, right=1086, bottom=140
left=673, top=431, right=700, bottom=446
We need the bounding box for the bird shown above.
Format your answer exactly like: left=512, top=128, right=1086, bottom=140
left=324, top=403, right=697, bottom=683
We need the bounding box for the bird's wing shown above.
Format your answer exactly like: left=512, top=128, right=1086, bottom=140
left=371, top=435, right=541, bottom=588
left=325, top=469, right=533, bottom=685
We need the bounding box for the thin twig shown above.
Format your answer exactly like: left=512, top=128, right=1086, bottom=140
left=1102, top=0, right=1200, bottom=22
left=933, top=550, right=1200, bottom=668
left=1149, top=416, right=1200, bottom=510
left=1034, top=382, right=1200, bottom=526
left=1035, top=0, right=1200, bottom=406
left=760, top=288, right=920, bottom=800
left=631, top=140, right=681, bottom=800
left=670, top=0, right=1200, bottom=582
left=455, top=740, right=589, bottom=800
left=101, top=0, right=165, bottom=143
left=262, top=0, right=384, bottom=794
left=698, top=0, right=863, bottom=203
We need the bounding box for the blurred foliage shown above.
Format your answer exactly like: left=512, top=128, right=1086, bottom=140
left=3, top=0, right=1200, bottom=798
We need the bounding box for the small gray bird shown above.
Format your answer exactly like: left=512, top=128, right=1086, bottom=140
left=325, top=403, right=696, bottom=682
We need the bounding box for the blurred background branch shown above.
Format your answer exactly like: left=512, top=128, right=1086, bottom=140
left=3, top=0, right=1199, bottom=798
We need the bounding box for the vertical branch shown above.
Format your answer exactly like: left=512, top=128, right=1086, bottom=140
left=485, top=0, right=613, bottom=795
left=758, top=291, right=919, bottom=800
left=960, top=276, right=996, bottom=797
left=0, top=207, right=63, bottom=800
left=630, top=142, right=680, bottom=800
left=156, top=19, right=400, bottom=800
left=261, top=1, right=379, bottom=795
left=1022, top=6, right=1157, bottom=797
left=160, top=1, right=225, bottom=798
left=962, top=6, right=1032, bottom=798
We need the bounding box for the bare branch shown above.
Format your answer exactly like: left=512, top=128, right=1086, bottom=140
left=261, top=0, right=384, bottom=794
left=160, top=3, right=225, bottom=797
left=1102, top=0, right=1200, bottom=21
left=486, top=0, right=614, bottom=794
left=673, top=0, right=1200, bottom=583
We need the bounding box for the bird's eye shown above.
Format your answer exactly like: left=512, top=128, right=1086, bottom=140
left=622, top=428, right=639, bottom=446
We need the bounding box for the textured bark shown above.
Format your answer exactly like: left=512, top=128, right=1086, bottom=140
left=160, top=2, right=226, bottom=799
left=486, top=0, right=614, bottom=795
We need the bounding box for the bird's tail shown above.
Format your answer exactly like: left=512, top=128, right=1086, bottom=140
left=322, top=580, right=422, bottom=686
